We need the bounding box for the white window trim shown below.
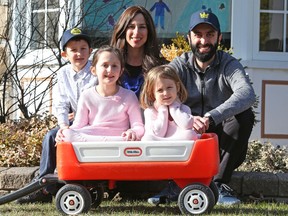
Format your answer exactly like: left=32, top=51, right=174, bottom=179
left=252, top=0, right=288, bottom=61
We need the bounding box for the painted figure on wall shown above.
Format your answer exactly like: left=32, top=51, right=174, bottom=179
left=149, top=0, right=171, bottom=30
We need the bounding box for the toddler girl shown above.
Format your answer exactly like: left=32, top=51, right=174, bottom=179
left=140, top=65, right=198, bottom=141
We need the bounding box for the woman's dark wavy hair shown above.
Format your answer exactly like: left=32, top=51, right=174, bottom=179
left=110, top=6, right=164, bottom=73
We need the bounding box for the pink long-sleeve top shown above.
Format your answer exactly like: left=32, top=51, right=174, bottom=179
left=142, top=101, right=198, bottom=140
left=69, top=86, right=144, bottom=139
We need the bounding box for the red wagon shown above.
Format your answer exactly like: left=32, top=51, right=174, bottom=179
left=55, top=133, right=219, bottom=215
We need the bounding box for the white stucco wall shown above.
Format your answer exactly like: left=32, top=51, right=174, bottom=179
left=232, top=0, right=288, bottom=146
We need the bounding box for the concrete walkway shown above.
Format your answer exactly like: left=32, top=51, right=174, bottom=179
left=1, top=167, right=288, bottom=202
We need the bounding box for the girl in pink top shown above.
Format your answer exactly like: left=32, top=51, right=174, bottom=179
left=58, top=45, right=144, bottom=142
left=140, top=65, right=198, bottom=141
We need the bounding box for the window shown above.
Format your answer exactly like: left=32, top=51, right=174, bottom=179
left=30, top=0, right=60, bottom=49
left=259, top=0, right=287, bottom=52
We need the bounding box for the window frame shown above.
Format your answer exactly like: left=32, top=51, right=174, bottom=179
left=30, top=0, right=61, bottom=49
left=11, top=0, right=69, bottom=66
left=253, top=0, right=288, bottom=61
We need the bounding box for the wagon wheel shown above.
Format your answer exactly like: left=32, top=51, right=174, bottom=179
left=178, top=183, right=215, bottom=215
left=209, top=181, right=219, bottom=204
left=89, top=185, right=104, bottom=208
left=55, top=184, right=92, bottom=215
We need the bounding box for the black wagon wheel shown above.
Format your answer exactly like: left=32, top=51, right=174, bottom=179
left=178, top=183, right=215, bottom=215
left=89, top=185, right=104, bottom=208
left=55, top=184, right=92, bottom=215
left=209, top=181, right=219, bottom=204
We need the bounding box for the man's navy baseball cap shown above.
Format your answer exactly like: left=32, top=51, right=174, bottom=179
left=61, top=28, right=91, bottom=50
left=189, top=10, right=220, bottom=32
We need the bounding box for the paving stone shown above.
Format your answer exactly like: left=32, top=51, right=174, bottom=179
left=0, top=167, right=39, bottom=189
left=274, top=197, right=288, bottom=204
left=0, top=167, right=8, bottom=172
left=242, top=172, right=278, bottom=197
left=0, top=190, right=9, bottom=196
left=229, top=171, right=247, bottom=195
left=276, top=173, right=288, bottom=197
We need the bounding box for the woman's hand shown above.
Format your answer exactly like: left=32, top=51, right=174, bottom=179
left=122, top=130, right=138, bottom=141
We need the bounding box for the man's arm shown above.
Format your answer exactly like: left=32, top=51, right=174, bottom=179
left=208, top=62, right=256, bottom=125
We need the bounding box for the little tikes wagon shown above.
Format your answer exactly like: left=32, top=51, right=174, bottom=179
left=0, top=133, right=219, bottom=215
left=54, top=133, right=219, bottom=215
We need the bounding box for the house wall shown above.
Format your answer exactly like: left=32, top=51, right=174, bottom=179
left=0, top=2, right=10, bottom=119
left=0, top=4, right=7, bottom=36
left=0, top=4, right=8, bottom=77
left=232, top=0, right=288, bottom=146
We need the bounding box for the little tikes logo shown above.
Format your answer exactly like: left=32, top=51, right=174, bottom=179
left=124, top=147, right=142, bottom=157
left=199, top=12, right=209, bottom=19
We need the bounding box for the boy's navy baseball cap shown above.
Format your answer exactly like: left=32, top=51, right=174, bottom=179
left=61, top=28, right=91, bottom=50
left=189, top=10, right=220, bottom=32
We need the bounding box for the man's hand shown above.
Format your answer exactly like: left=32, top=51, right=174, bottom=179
left=193, top=116, right=209, bottom=134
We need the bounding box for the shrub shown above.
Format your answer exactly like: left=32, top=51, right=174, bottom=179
left=0, top=112, right=57, bottom=167
left=161, top=32, right=191, bottom=61
left=160, top=32, right=233, bottom=61
left=237, top=140, right=288, bottom=173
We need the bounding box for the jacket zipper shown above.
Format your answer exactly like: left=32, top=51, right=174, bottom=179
left=198, top=72, right=205, bottom=116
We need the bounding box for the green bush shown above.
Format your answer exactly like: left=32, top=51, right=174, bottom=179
left=0, top=112, right=57, bottom=167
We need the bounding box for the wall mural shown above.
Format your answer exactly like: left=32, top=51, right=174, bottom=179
left=85, top=0, right=231, bottom=38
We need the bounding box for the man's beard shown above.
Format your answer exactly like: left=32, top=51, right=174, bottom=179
left=191, top=42, right=218, bottom=63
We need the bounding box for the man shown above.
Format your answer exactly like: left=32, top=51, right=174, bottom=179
left=148, top=9, right=256, bottom=205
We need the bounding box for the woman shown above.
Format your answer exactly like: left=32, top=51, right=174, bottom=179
left=109, top=5, right=166, bottom=199
left=110, top=5, right=166, bottom=98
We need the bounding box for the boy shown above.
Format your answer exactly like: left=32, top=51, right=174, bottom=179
left=17, top=28, right=97, bottom=204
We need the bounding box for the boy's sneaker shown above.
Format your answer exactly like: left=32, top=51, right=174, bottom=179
left=147, top=181, right=180, bottom=206
left=217, top=183, right=241, bottom=205
left=16, top=189, right=52, bottom=204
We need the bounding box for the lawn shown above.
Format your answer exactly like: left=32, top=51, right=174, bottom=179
left=1, top=199, right=288, bottom=216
